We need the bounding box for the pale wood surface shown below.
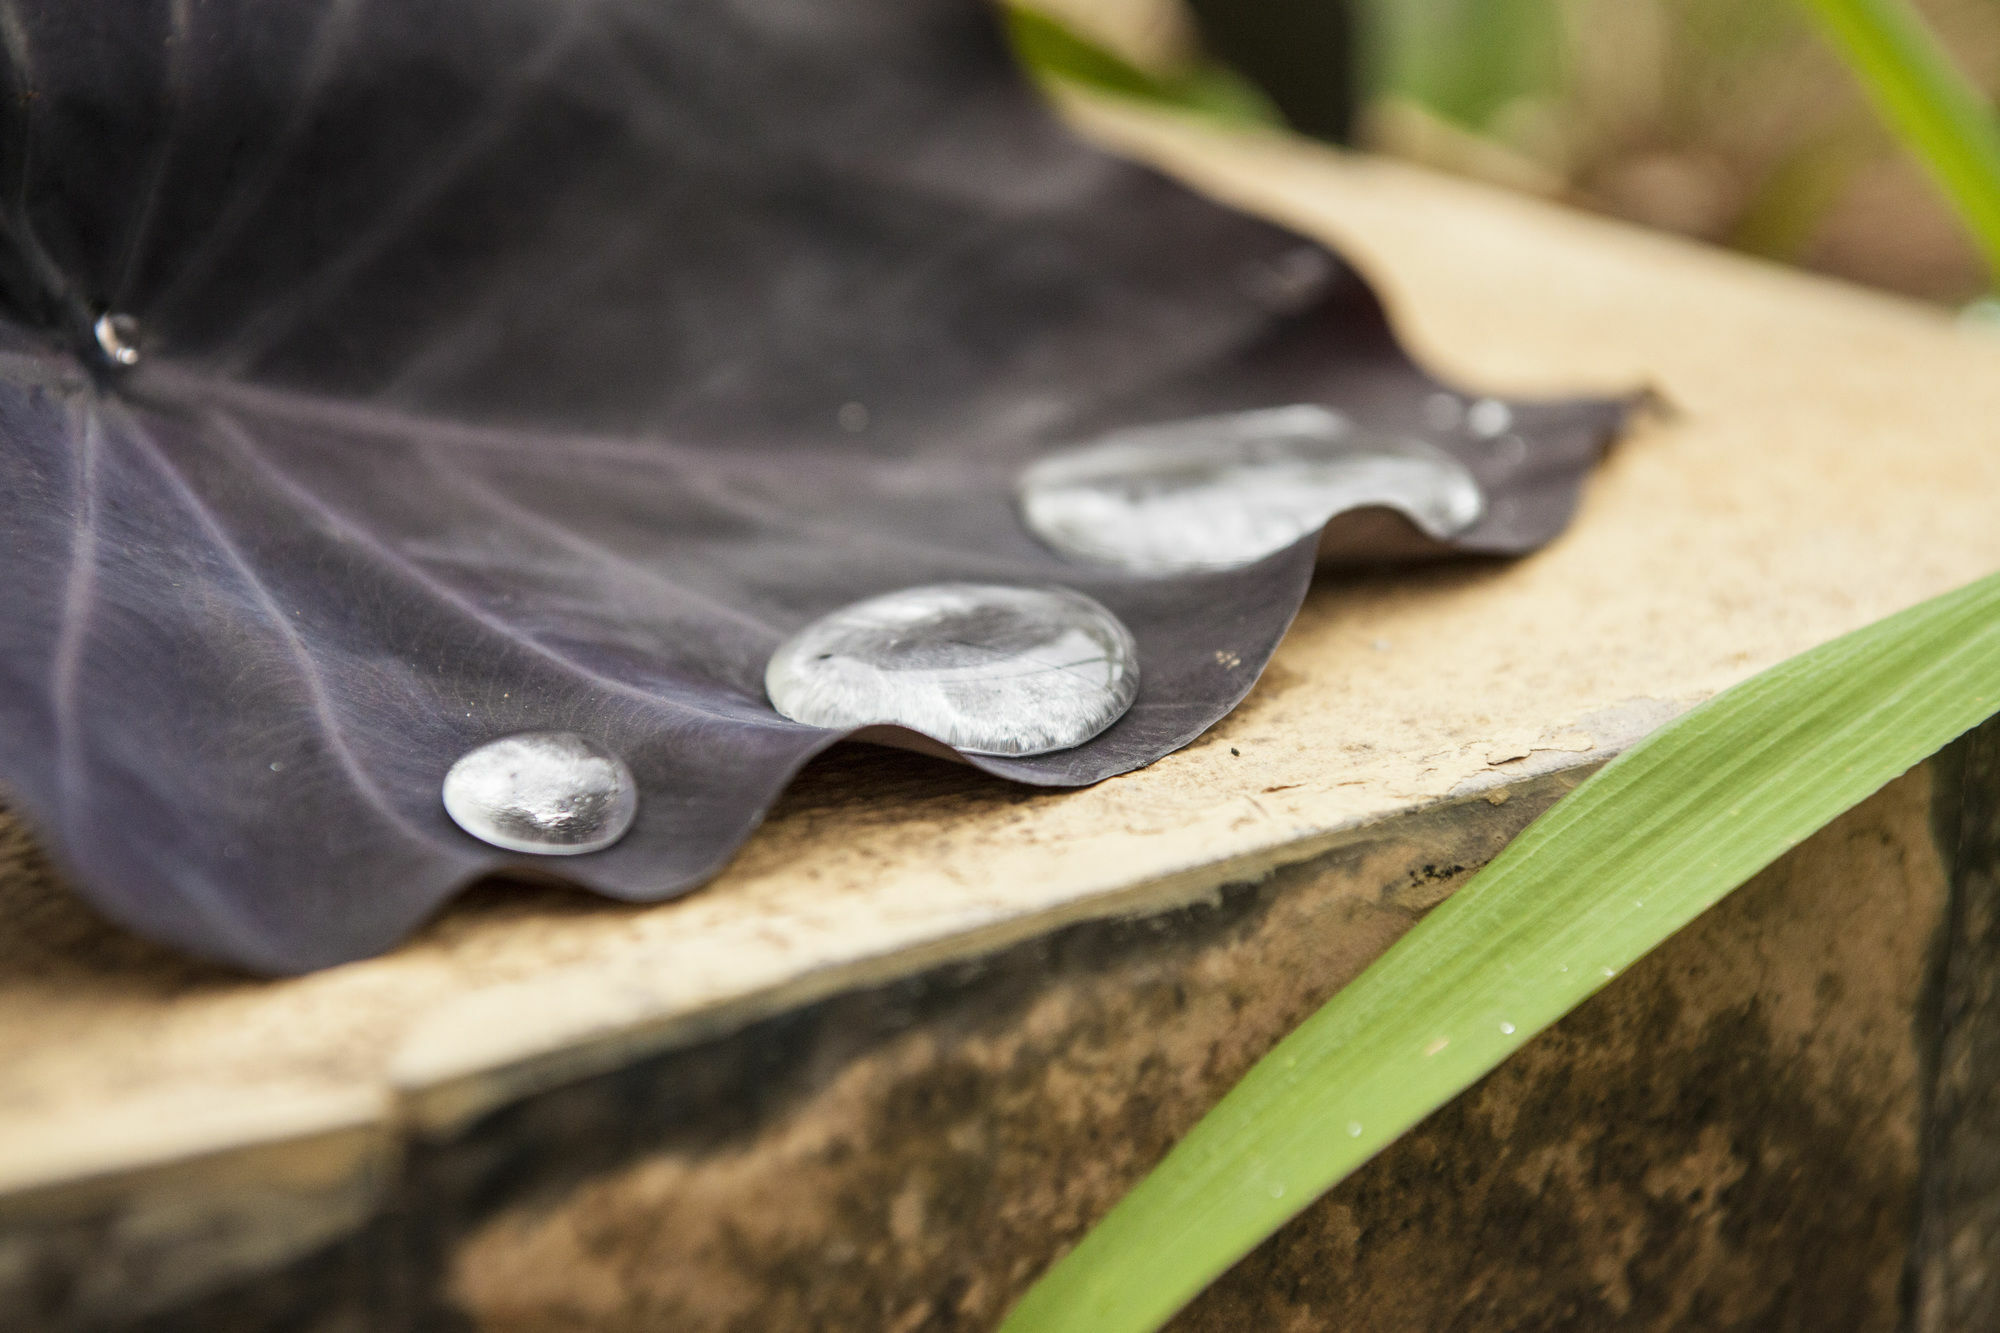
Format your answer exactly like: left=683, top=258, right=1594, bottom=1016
left=4, top=97, right=1999, bottom=1223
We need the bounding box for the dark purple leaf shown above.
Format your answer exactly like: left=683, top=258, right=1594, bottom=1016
left=0, top=0, right=1623, bottom=972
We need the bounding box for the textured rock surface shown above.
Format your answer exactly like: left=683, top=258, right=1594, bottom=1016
left=124, top=763, right=1952, bottom=1331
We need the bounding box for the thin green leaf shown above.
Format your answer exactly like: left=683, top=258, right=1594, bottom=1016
left=1003, top=6, right=1280, bottom=128
left=1797, top=0, right=2000, bottom=286
left=1003, top=569, right=2000, bottom=1332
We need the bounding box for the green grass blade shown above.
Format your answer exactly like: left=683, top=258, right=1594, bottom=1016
left=1002, top=569, right=2000, bottom=1333
left=1003, top=6, right=1279, bottom=128
left=1797, top=0, right=2000, bottom=285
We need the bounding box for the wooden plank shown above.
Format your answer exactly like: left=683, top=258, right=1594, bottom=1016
left=4, top=98, right=1999, bottom=1322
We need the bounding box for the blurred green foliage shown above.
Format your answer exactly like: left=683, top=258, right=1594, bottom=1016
left=1363, top=0, right=1565, bottom=130
left=1012, top=0, right=2000, bottom=300
left=1797, top=0, right=2000, bottom=287
left=1003, top=6, right=1279, bottom=127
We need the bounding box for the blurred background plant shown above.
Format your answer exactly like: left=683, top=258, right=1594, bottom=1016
left=1012, top=0, right=2000, bottom=304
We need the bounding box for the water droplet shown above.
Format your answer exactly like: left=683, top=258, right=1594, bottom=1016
left=1423, top=391, right=1465, bottom=431
left=1467, top=397, right=1513, bottom=438
left=92, top=313, right=141, bottom=368
left=1018, top=405, right=1485, bottom=574
left=1346, top=1121, right=1364, bottom=1138
left=765, top=583, right=1139, bottom=756
left=1269, top=1182, right=1286, bottom=1199
left=1424, top=1036, right=1450, bottom=1057
left=1557, top=964, right=1569, bottom=973
left=1600, top=966, right=1618, bottom=979
left=837, top=401, right=869, bottom=433
left=442, top=731, right=637, bottom=856
left=268, top=761, right=284, bottom=773
left=1499, top=1021, right=1516, bottom=1035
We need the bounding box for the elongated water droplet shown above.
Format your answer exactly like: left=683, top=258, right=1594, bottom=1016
left=442, top=731, right=637, bottom=855
left=1467, top=397, right=1513, bottom=438
left=1499, top=1021, right=1517, bottom=1035
left=1018, top=405, right=1483, bottom=574
left=765, top=583, right=1139, bottom=756
left=93, top=313, right=142, bottom=368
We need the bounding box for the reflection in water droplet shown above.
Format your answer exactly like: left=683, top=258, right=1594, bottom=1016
left=1346, top=1122, right=1364, bottom=1137
left=442, top=731, right=637, bottom=855
left=1500, top=1021, right=1517, bottom=1035
left=1467, top=397, right=1513, bottom=438
left=1018, top=405, right=1485, bottom=574
left=1270, top=1183, right=1286, bottom=1199
left=93, top=313, right=142, bottom=367
left=765, top=583, right=1139, bottom=757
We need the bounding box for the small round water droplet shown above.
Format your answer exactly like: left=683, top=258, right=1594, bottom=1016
left=765, top=583, right=1139, bottom=757
left=1600, top=966, right=1618, bottom=979
left=1269, top=1182, right=1286, bottom=1199
left=1346, top=1121, right=1364, bottom=1138
left=1467, top=397, right=1513, bottom=438
left=1019, top=406, right=1483, bottom=574
left=442, top=731, right=637, bottom=855
left=1499, top=1021, right=1517, bottom=1035
left=92, top=313, right=142, bottom=367
left=1423, top=392, right=1465, bottom=431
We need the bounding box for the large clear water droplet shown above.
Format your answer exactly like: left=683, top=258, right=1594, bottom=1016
left=765, top=583, right=1139, bottom=757
left=442, top=731, right=637, bottom=855
left=92, top=313, right=141, bottom=368
left=1017, top=405, right=1484, bottom=574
